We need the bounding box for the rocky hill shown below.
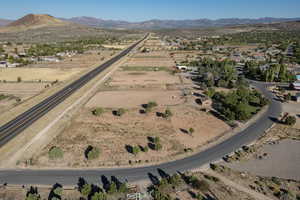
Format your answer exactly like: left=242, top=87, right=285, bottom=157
left=1, top=14, right=70, bottom=32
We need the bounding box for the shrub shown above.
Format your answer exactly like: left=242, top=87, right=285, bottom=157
left=116, top=108, right=126, bottom=116
left=153, top=136, right=160, bottom=144
left=48, top=146, right=63, bottom=159
left=189, top=128, right=195, bottom=135
left=108, top=182, right=117, bottom=194
left=85, top=146, right=100, bottom=160
left=132, top=146, right=140, bottom=155
left=17, top=76, right=22, bottom=82
left=25, top=193, right=40, bottom=200
left=163, top=108, right=173, bottom=118
left=154, top=143, right=162, bottom=151
left=91, top=192, right=107, bottom=200
left=92, top=107, right=104, bottom=116
left=81, top=184, right=92, bottom=197
left=53, top=187, right=63, bottom=196
left=190, top=177, right=210, bottom=191
left=285, top=115, right=296, bottom=126
left=143, top=146, right=149, bottom=152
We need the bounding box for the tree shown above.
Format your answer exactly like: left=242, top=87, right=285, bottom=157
left=48, top=146, right=63, bottom=159
left=132, top=146, right=140, bottom=155
left=285, top=116, right=296, bottom=126
left=86, top=146, right=100, bottom=160
left=118, top=183, right=128, bottom=193
left=163, top=108, right=173, bottom=118
left=81, top=184, right=92, bottom=197
left=116, top=108, right=126, bottom=116
left=53, top=187, right=63, bottom=197
left=92, top=108, right=104, bottom=116
left=108, top=182, right=117, bottom=194
left=205, top=87, right=215, bottom=98
left=25, top=193, right=40, bottom=200
left=91, top=192, right=107, bottom=200
left=189, top=128, right=195, bottom=135
left=17, top=76, right=22, bottom=83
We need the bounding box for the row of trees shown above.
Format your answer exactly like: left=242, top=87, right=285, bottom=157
left=245, top=61, right=296, bottom=82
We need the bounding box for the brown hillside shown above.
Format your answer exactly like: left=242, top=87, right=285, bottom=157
left=1, top=14, right=69, bottom=32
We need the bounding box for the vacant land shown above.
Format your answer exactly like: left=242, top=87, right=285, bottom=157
left=0, top=68, right=84, bottom=82
left=0, top=82, right=48, bottom=113
left=27, top=37, right=231, bottom=168
left=28, top=50, right=116, bottom=69
left=125, top=51, right=175, bottom=67
left=107, top=70, right=179, bottom=89
left=86, top=90, right=184, bottom=108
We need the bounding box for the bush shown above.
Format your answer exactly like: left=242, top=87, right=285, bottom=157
left=53, top=187, right=63, bottom=196
left=132, top=146, right=140, bottom=155
left=17, top=76, right=22, bottom=82
left=91, top=191, right=107, bottom=200
left=85, top=146, right=100, bottom=160
left=81, top=184, right=92, bottom=197
left=154, top=143, right=162, bottom=151
left=92, top=107, right=104, bottom=116
left=48, top=146, right=63, bottom=159
left=116, top=108, right=126, bottom=116
left=285, top=115, right=296, bottom=126
left=153, top=136, right=160, bottom=144
left=189, top=128, right=195, bottom=135
left=25, top=193, right=40, bottom=200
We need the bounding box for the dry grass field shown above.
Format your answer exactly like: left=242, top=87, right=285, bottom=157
left=26, top=37, right=231, bottom=168
left=86, top=90, right=184, bottom=108
left=0, top=68, right=84, bottom=82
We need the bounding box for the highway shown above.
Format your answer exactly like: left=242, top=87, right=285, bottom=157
left=0, top=80, right=282, bottom=185
left=0, top=34, right=148, bottom=147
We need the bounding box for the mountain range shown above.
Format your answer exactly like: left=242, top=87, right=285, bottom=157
left=1, top=14, right=300, bottom=29
left=64, top=17, right=300, bottom=29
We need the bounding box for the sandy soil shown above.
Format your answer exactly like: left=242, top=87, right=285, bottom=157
left=0, top=82, right=49, bottom=112
left=126, top=51, right=175, bottom=67
left=108, top=70, right=180, bottom=87
left=32, top=104, right=229, bottom=168
left=0, top=68, right=84, bottom=82
left=86, top=90, right=184, bottom=108
left=225, top=139, right=300, bottom=180
left=28, top=50, right=114, bottom=69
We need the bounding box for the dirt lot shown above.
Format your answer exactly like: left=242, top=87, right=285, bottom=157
left=30, top=104, right=229, bottom=168
left=0, top=82, right=49, bottom=113
left=125, top=51, right=175, bottom=67
left=0, top=68, right=84, bottom=82
left=28, top=50, right=115, bottom=69
left=107, top=70, right=180, bottom=88
left=86, top=90, right=184, bottom=108
left=26, top=37, right=230, bottom=168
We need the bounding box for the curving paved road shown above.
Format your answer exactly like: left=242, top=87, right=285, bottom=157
left=0, top=81, right=282, bottom=186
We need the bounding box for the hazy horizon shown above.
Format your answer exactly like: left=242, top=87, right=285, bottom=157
left=0, top=0, right=300, bottom=22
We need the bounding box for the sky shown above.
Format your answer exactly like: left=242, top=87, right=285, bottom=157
left=1, top=0, right=300, bottom=21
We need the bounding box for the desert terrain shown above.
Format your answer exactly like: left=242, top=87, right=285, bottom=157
left=26, top=36, right=231, bottom=168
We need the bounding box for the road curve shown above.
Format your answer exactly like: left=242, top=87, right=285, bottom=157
left=0, top=81, right=281, bottom=185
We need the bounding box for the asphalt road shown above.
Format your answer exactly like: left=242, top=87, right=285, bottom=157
left=0, top=81, right=282, bottom=186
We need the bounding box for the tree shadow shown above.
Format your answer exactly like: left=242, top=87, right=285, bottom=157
left=84, top=145, right=94, bottom=159
left=101, top=175, right=110, bottom=192
left=48, top=183, right=62, bottom=200
left=147, top=136, right=154, bottom=143
left=125, top=145, right=133, bottom=154
left=269, top=116, right=281, bottom=123
left=77, top=177, right=87, bottom=191
left=148, top=172, right=160, bottom=185
left=157, top=168, right=170, bottom=179
left=148, top=142, right=156, bottom=150
left=156, top=112, right=163, bottom=117
left=111, top=176, right=122, bottom=189
left=180, top=128, right=189, bottom=134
